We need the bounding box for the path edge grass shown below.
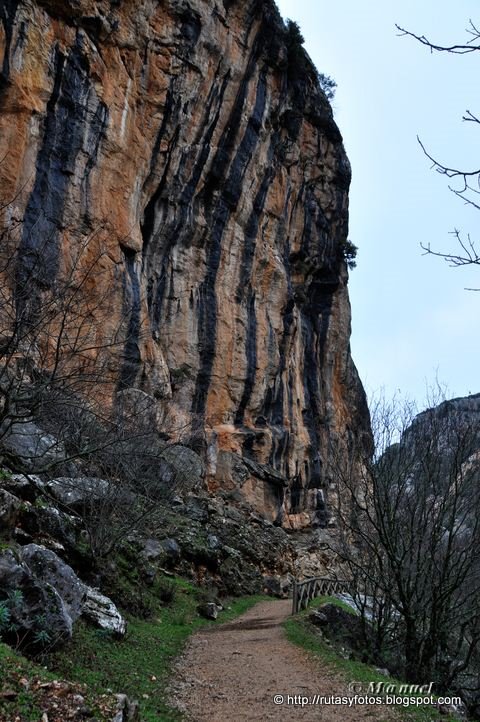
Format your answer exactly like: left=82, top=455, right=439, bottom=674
left=284, top=596, right=463, bottom=722
left=1, top=573, right=268, bottom=722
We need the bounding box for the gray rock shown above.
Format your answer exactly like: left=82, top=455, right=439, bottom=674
left=161, top=538, right=181, bottom=560
left=141, top=538, right=164, bottom=561
left=112, top=693, right=140, bottom=722
left=0, top=549, right=73, bottom=645
left=197, top=602, right=220, bottom=620
left=309, top=610, right=328, bottom=626
left=0, top=488, right=21, bottom=531
left=207, top=534, right=220, bottom=550
left=36, top=506, right=79, bottom=547
left=184, top=495, right=209, bottom=522
left=17, top=500, right=79, bottom=548
left=141, top=536, right=181, bottom=565
left=0, top=422, right=66, bottom=472
left=438, top=700, right=467, bottom=718
left=160, top=445, right=204, bottom=490
left=262, top=574, right=292, bottom=598
left=308, top=603, right=371, bottom=655
left=45, top=476, right=111, bottom=509
left=21, top=544, right=86, bottom=622
left=115, top=388, right=160, bottom=429
left=0, top=472, right=44, bottom=502
left=82, top=588, right=126, bottom=637
left=1, top=543, right=126, bottom=643
left=224, top=505, right=244, bottom=523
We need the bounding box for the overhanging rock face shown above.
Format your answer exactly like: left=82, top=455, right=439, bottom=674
left=0, top=0, right=370, bottom=527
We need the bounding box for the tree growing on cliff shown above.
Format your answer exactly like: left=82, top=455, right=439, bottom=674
left=397, top=20, right=480, bottom=279
left=284, top=19, right=337, bottom=99
left=330, top=391, right=480, bottom=705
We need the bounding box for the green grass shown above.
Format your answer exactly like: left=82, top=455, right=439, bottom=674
left=50, top=576, right=266, bottom=722
left=284, top=597, right=462, bottom=722
left=0, top=643, right=46, bottom=721
left=306, top=594, right=357, bottom=615
left=0, top=642, right=119, bottom=721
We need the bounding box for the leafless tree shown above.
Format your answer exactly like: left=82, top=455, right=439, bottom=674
left=329, top=391, right=480, bottom=702
left=0, top=223, right=125, bottom=452
left=44, top=393, right=204, bottom=560
left=0, top=195, right=205, bottom=561
left=397, top=20, right=480, bottom=284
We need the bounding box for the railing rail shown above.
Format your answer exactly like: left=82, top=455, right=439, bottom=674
left=292, top=576, right=350, bottom=615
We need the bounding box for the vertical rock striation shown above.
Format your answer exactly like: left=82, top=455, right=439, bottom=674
left=0, top=0, right=370, bottom=527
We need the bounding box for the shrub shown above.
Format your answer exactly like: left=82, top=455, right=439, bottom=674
left=340, top=239, right=358, bottom=269
left=156, top=579, right=177, bottom=606
left=317, top=72, right=337, bottom=101
left=285, top=19, right=307, bottom=79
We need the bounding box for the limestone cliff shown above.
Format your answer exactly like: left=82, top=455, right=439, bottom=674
left=0, top=0, right=370, bottom=526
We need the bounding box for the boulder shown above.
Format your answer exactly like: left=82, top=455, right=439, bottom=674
left=161, top=538, right=181, bottom=560
left=197, top=602, right=221, bottom=620
left=161, top=445, right=204, bottom=490
left=36, top=506, right=79, bottom=547
left=140, top=537, right=181, bottom=565
left=0, top=549, right=73, bottom=645
left=115, top=388, right=161, bottom=429
left=82, top=588, right=126, bottom=637
left=0, top=544, right=127, bottom=646
left=0, top=422, right=66, bottom=472
left=21, top=544, right=86, bottom=622
left=309, top=610, right=329, bottom=626
left=45, top=477, right=111, bottom=509
left=262, top=574, right=292, bottom=598
left=437, top=700, right=467, bottom=719
left=0, top=472, right=44, bottom=502
left=141, top=538, right=164, bottom=562
left=308, top=603, right=371, bottom=655
left=18, top=504, right=78, bottom=548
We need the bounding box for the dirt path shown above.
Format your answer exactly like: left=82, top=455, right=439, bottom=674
left=169, top=599, right=397, bottom=721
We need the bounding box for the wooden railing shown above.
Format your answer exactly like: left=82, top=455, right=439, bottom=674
left=292, top=576, right=350, bottom=615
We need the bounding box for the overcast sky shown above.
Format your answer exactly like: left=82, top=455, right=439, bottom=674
left=276, top=0, right=480, bottom=407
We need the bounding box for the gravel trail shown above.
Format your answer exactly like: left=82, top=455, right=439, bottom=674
left=169, top=599, right=397, bottom=721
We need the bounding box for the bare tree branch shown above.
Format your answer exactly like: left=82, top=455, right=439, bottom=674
left=396, top=20, right=480, bottom=54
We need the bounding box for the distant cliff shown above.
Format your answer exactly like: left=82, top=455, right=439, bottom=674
left=0, top=0, right=370, bottom=527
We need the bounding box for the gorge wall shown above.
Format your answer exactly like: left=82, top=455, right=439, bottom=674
left=0, top=0, right=370, bottom=528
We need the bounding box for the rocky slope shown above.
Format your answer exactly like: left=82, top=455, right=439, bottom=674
left=0, top=0, right=369, bottom=527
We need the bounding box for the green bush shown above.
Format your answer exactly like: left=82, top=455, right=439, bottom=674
left=340, top=239, right=358, bottom=269
left=285, top=19, right=307, bottom=79
left=285, top=19, right=337, bottom=100
left=156, top=578, right=177, bottom=606
left=317, top=72, right=337, bottom=100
